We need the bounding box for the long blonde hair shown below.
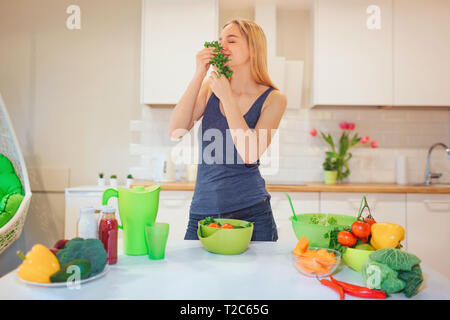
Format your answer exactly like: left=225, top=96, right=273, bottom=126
left=222, top=19, right=278, bottom=90
left=218, top=19, right=279, bottom=91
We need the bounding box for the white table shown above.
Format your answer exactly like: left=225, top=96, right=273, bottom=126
left=0, top=241, right=449, bottom=300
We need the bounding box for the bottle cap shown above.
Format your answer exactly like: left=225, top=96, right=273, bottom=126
left=101, top=205, right=115, bottom=213
left=80, top=206, right=95, bottom=214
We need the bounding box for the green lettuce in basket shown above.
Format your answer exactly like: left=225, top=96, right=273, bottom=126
left=0, top=154, right=25, bottom=228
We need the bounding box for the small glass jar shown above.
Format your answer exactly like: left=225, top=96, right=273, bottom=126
left=77, top=206, right=98, bottom=239
left=98, top=206, right=118, bottom=264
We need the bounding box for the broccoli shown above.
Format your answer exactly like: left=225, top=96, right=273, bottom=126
left=56, top=238, right=107, bottom=276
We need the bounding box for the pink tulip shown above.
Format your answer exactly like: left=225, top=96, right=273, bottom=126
left=347, top=123, right=355, bottom=130
left=361, top=136, right=370, bottom=144
left=310, top=128, right=317, bottom=137
left=370, top=140, right=378, bottom=148
left=339, top=122, right=349, bottom=130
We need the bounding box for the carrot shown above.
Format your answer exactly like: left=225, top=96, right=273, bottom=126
left=295, top=247, right=338, bottom=275
left=292, top=236, right=309, bottom=256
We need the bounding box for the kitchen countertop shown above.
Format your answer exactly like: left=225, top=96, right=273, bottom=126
left=131, top=181, right=450, bottom=194
left=1, top=241, right=449, bottom=300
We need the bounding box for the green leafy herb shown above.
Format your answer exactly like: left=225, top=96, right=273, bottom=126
left=202, top=216, right=220, bottom=226
left=204, top=41, right=233, bottom=79
left=309, top=214, right=338, bottom=226
left=202, top=217, right=252, bottom=229
left=325, top=227, right=350, bottom=255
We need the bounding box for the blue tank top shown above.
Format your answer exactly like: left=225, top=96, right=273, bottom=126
left=190, top=86, right=274, bottom=214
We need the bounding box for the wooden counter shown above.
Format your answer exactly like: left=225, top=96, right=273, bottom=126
left=131, top=181, right=450, bottom=194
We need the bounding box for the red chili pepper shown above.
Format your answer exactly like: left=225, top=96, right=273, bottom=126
left=329, top=276, right=386, bottom=299
left=319, top=278, right=345, bottom=300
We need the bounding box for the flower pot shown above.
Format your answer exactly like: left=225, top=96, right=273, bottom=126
left=323, top=170, right=338, bottom=185
left=97, top=178, right=105, bottom=187
left=110, top=178, right=118, bottom=188
left=126, top=178, right=134, bottom=188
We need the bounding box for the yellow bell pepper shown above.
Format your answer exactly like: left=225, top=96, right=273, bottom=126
left=370, top=223, right=405, bottom=250
left=17, top=244, right=60, bottom=283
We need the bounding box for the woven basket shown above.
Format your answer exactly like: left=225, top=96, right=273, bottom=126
left=0, top=93, right=32, bottom=254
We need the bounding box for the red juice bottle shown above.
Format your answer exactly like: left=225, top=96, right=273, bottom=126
left=98, top=206, right=118, bottom=264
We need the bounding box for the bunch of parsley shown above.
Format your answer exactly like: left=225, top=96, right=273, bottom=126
left=204, top=41, right=233, bottom=79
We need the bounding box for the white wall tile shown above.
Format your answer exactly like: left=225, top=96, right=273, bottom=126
left=131, top=106, right=450, bottom=183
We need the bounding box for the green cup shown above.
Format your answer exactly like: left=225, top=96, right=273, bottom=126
left=144, top=222, right=169, bottom=260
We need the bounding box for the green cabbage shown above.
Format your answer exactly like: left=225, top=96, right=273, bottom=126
left=398, top=265, right=424, bottom=297
left=362, top=258, right=406, bottom=294
left=370, top=248, right=421, bottom=271
left=362, top=249, right=424, bottom=297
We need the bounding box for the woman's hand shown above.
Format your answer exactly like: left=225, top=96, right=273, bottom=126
left=195, top=47, right=216, bottom=76
left=209, top=66, right=232, bottom=102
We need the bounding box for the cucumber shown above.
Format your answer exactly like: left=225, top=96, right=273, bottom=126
left=50, top=259, right=91, bottom=283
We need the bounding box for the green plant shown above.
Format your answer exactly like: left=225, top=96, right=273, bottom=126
left=110, top=174, right=117, bottom=179
left=204, top=41, right=233, bottom=79
left=320, top=131, right=360, bottom=181
left=311, top=122, right=378, bottom=182
left=127, top=174, right=133, bottom=179
left=322, top=156, right=338, bottom=171
left=99, top=173, right=104, bottom=179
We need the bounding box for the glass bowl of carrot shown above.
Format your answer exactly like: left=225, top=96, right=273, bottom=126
left=293, top=247, right=341, bottom=278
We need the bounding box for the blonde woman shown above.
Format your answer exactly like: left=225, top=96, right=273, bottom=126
left=169, top=19, right=287, bottom=241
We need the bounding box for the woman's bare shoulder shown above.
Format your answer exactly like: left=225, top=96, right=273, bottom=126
left=263, top=88, right=287, bottom=112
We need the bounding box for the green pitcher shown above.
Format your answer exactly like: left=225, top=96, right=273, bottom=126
left=102, top=185, right=161, bottom=255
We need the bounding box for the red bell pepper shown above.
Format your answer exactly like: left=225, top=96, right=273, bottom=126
left=319, top=278, right=345, bottom=300
left=329, top=276, right=386, bottom=299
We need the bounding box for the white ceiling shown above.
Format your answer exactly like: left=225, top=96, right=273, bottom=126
left=219, top=0, right=312, bottom=11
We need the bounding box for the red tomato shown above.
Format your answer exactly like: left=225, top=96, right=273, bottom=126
left=364, top=218, right=376, bottom=227
left=351, top=221, right=371, bottom=239
left=337, top=231, right=357, bottom=247
left=208, top=223, right=220, bottom=228
left=220, top=223, right=234, bottom=229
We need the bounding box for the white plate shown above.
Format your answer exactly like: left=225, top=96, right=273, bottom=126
left=16, top=265, right=110, bottom=288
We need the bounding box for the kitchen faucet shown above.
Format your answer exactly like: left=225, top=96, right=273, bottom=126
left=424, top=142, right=450, bottom=185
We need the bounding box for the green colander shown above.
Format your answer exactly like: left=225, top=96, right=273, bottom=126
left=289, top=213, right=357, bottom=248
left=197, top=219, right=253, bottom=255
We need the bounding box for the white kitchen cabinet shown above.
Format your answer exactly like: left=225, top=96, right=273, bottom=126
left=158, top=191, right=193, bottom=242
left=65, top=186, right=119, bottom=239
left=320, top=193, right=407, bottom=248
left=406, top=194, right=450, bottom=278
left=65, top=187, right=193, bottom=242
left=311, top=0, right=393, bottom=107
left=270, top=192, right=320, bottom=244
left=393, top=0, right=450, bottom=106
left=140, top=0, right=218, bottom=104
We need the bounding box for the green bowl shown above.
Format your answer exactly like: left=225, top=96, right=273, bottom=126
left=343, top=246, right=375, bottom=272
left=197, top=219, right=254, bottom=255
left=289, top=213, right=356, bottom=248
